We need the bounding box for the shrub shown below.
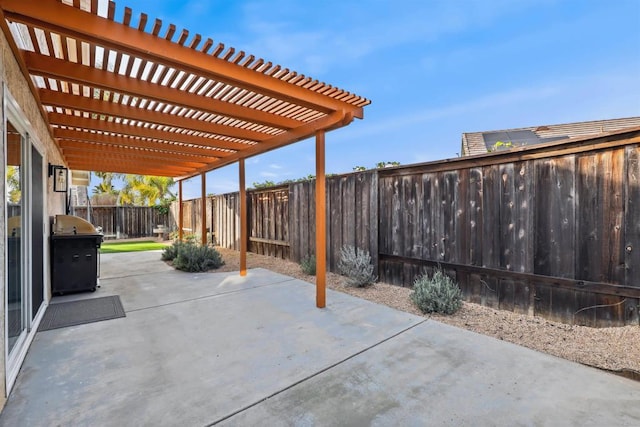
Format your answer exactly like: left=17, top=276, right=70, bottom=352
left=163, top=241, right=224, bottom=272
left=300, top=255, right=316, bottom=276
left=337, top=245, right=377, bottom=287
left=411, top=269, right=463, bottom=315
left=161, top=241, right=187, bottom=261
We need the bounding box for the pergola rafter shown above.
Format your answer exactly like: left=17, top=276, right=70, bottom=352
left=39, top=90, right=272, bottom=142
left=48, top=113, right=248, bottom=152
left=59, top=142, right=218, bottom=165
left=54, top=129, right=229, bottom=158
left=26, top=52, right=302, bottom=130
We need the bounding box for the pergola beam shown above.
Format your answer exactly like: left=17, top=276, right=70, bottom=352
left=64, top=158, right=204, bottom=175
left=62, top=152, right=209, bottom=170
left=186, top=110, right=352, bottom=178
left=65, top=161, right=189, bottom=176
left=61, top=146, right=209, bottom=168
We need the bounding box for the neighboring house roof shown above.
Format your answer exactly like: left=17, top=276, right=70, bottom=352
left=461, top=116, right=640, bottom=156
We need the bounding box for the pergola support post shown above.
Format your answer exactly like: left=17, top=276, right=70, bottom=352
left=178, top=180, right=183, bottom=241
left=315, top=130, right=326, bottom=308
left=239, top=159, right=247, bottom=276
left=201, top=172, right=207, bottom=245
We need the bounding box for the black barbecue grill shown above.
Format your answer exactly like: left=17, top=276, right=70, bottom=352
left=50, top=215, right=103, bottom=295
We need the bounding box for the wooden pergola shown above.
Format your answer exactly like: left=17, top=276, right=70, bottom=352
left=0, top=0, right=370, bottom=307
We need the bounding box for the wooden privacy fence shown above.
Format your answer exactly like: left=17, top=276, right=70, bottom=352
left=173, top=130, right=640, bottom=326
left=378, top=131, right=640, bottom=327
left=174, top=171, right=378, bottom=267
left=70, top=206, right=170, bottom=239
left=170, top=193, right=240, bottom=248
left=248, top=186, right=290, bottom=258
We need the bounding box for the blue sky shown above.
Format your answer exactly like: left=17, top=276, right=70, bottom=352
left=97, top=0, right=640, bottom=199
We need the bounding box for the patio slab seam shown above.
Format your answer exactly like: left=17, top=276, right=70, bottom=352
left=123, top=277, right=298, bottom=314
left=99, top=267, right=280, bottom=282
left=97, top=270, right=175, bottom=281
left=206, top=317, right=429, bottom=426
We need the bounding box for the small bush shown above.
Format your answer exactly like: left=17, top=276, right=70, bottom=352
left=300, top=255, right=316, bottom=276
left=161, top=241, right=187, bottom=261
left=411, top=269, right=463, bottom=315
left=337, top=245, right=377, bottom=287
left=164, top=241, right=224, bottom=272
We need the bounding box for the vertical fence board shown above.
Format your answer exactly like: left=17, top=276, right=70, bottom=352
left=328, top=177, right=340, bottom=271
left=379, top=177, right=393, bottom=257
left=498, top=279, right=515, bottom=312
left=368, top=172, right=379, bottom=275
left=625, top=146, right=640, bottom=324
left=535, top=156, right=575, bottom=278
left=514, top=161, right=534, bottom=273
left=499, top=163, right=516, bottom=270
left=299, top=182, right=310, bottom=260
left=625, top=146, right=640, bottom=288
left=307, top=180, right=316, bottom=262
left=432, top=172, right=444, bottom=262
left=456, top=169, right=469, bottom=266
left=468, top=168, right=483, bottom=266
left=512, top=280, right=530, bottom=315
left=421, top=174, right=434, bottom=261
left=442, top=171, right=458, bottom=263
left=402, top=175, right=419, bottom=258
left=482, top=165, right=500, bottom=268
left=354, top=173, right=366, bottom=251
left=390, top=177, right=403, bottom=257
left=342, top=176, right=356, bottom=250
left=534, top=282, right=552, bottom=320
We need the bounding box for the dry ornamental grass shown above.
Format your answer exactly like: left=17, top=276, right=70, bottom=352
left=213, top=247, right=640, bottom=377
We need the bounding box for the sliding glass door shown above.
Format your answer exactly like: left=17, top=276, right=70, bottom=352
left=6, top=119, right=26, bottom=356
left=4, top=91, right=46, bottom=393
left=31, top=145, right=44, bottom=321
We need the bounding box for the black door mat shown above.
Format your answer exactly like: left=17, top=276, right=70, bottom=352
left=39, top=296, right=126, bottom=331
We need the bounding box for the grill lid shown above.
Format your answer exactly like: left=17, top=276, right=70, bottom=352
left=53, top=215, right=100, bottom=235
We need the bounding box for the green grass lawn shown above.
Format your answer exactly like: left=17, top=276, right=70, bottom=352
left=100, top=240, right=169, bottom=254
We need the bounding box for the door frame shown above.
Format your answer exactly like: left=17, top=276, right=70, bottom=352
left=3, top=86, right=48, bottom=395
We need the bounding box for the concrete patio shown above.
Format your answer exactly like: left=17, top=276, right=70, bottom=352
left=1, top=251, right=639, bottom=426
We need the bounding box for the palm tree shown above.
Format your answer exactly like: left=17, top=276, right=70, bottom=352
left=92, top=172, right=121, bottom=195
left=119, top=175, right=175, bottom=206
left=145, top=176, right=176, bottom=203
